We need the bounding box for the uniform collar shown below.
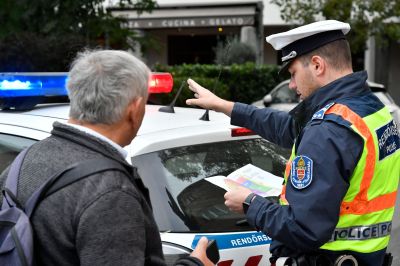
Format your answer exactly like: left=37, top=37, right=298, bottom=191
left=289, top=71, right=369, bottom=130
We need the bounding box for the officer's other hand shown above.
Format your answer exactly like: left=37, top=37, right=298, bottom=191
left=190, top=236, right=215, bottom=266
left=224, top=182, right=253, bottom=213
left=186, top=79, right=234, bottom=116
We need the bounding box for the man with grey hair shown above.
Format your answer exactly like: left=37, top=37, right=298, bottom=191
left=0, top=50, right=212, bottom=266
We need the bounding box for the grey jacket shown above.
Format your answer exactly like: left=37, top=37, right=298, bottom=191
left=0, top=122, right=202, bottom=266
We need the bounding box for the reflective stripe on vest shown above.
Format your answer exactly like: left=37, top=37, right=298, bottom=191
left=326, top=104, right=397, bottom=215
left=279, top=155, right=293, bottom=205
left=323, top=104, right=399, bottom=252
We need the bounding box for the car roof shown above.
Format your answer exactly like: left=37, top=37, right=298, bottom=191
left=270, top=79, right=385, bottom=91
left=0, top=103, right=247, bottom=156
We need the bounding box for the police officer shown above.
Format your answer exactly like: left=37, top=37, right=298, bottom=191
left=186, top=20, right=400, bottom=266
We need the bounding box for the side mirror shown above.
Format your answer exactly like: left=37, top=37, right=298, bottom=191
left=263, top=94, right=273, bottom=107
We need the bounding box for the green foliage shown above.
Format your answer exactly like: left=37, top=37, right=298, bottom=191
left=0, top=0, right=156, bottom=71
left=152, top=63, right=284, bottom=106
left=270, top=0, right=400, bottom=53
left=214, top=37, right=256, bottom=65
left=0, top=33, right=85, bottom=72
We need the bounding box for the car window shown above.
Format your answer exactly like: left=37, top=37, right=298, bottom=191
left=0, top=134, right=36, bottom=173
left=132, top=138, right=290, bottom=233
left=272, top=84, right=299, bottom=103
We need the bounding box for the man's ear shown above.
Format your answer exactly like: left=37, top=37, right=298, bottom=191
left=127, top=97, right=145, bottom=123
left=311, top=55, right=325, bottom=76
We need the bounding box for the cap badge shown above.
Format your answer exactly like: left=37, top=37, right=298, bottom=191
left=281, top=51, right=297, bottom=62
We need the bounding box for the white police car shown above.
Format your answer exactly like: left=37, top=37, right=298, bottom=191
left=0, top=73, right=291, bottom=265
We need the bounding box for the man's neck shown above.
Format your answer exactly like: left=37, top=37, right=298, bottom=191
left=320, top=68, right=353, bottom=87
left=68, top=118, right=125, bottom=146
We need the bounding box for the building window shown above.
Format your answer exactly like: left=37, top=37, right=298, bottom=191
left=168, top=35, right=225, bottom=65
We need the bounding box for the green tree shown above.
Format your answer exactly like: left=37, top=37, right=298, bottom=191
left=270, top=0, right=400, bottom=53
left=0, top=0, right=156, bottom=71
left=214, top=37, right=256, bottom=65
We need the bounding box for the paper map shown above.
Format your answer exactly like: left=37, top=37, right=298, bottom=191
left=205, top=164, right=283, bottom=197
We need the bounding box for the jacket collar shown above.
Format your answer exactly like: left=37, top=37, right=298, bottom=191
left=289, top=71, right=369, bottom=130
left=50, top=121, right=152, bottom=206
left=51, top=121, right=129, bottom=166
left=66, top=122, right=128, bottom=159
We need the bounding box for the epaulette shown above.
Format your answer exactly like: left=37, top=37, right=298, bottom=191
left=311, top=102, right=335, bottom=120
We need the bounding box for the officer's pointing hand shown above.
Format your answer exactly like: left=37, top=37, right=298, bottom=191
left=186, top=79, right=234, bottom=116
left=186, top=79, right=220, bottom=109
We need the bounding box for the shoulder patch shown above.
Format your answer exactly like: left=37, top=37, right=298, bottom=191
left=312, top=102, right=335, bottom=120
left=376, top=119, right=400, bottom=160
left=290, top=155, right=313, bottom=189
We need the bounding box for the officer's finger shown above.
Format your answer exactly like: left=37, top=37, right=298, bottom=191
left=224, top=190, right=232, bottom=200
left=186, top=98, right=199, bottom=106
left=187, top=78, right=207, bottom=93
left=187, top=79, right=198, bottom=93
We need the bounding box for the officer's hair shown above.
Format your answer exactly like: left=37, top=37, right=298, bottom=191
left=67, top=50, right=149, bottom=124
left=299, top=39, right=352, bottom=71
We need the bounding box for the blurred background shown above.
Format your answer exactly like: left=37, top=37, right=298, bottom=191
left=0, top=0, right=399, bottom=105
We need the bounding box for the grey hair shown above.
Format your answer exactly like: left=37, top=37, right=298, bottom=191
left=67, top=50, right=150, bottom=124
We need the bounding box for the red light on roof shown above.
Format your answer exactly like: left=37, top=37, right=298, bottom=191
left=231, top=127, right=256, bottom=137
left=149, top=72, right=173, bottom=93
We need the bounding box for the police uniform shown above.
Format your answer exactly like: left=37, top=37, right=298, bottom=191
left=231, top=21, right=400, bottom=266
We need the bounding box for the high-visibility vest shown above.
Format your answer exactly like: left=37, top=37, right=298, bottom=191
left=280, top=103, right=400, bottom=253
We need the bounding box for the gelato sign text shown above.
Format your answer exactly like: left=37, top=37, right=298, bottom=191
left=124, top=16, right=254, bottom=29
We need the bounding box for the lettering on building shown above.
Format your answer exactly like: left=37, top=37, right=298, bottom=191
left=123, top=16, right=255, bottom=29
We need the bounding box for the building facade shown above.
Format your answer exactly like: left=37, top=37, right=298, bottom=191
left=110, top=0, right=399, bottom=104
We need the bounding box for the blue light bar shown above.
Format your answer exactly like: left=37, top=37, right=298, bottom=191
left=0, top=73, right=68, bottom=96
left=0, top=80, right=40, bottom=90
left=0, top=73, right=68, bottom=110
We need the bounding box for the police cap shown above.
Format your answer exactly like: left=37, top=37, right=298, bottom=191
left=266, top=20, right=351, bottom=74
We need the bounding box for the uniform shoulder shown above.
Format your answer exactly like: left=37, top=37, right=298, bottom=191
left=309, top=102, right=353, bottom=128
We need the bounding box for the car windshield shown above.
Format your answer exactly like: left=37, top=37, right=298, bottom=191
left=131, top=138, right=290, bottom=233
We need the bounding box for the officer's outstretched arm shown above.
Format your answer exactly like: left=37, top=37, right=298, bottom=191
left=186, top=79, right=234, bottom=117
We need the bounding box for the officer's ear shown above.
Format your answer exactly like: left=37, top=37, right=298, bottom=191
left=310, top=55, right=325, bottom=76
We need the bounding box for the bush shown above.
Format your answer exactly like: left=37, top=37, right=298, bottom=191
left=152, top=63, right=284, bottom=106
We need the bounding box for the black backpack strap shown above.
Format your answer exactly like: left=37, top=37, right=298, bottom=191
left=24, top=158, right=129, bottom=217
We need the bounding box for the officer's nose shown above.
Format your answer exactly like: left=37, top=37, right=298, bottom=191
left=288, top=79, right=296, bottom=91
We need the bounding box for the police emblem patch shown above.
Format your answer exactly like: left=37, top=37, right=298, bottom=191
left=376, top=120, right=400, bottom=160
left=291, top=155, right=313, bottom=189
left=312, top=102, right=335, bottom=120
